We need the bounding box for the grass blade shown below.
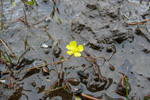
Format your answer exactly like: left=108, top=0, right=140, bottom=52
left=126, top=77, right=129, bottom=100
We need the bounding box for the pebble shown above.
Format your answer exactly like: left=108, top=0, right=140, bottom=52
left=109, top=63, right=115, bottom=71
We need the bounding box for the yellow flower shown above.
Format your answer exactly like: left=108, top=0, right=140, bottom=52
left=66, top=41, right=84, bottom=57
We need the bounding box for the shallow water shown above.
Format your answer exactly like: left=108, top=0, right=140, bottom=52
left=0, top=0, right=150, bottom=100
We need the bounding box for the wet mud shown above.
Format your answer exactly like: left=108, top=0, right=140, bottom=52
left=0, top=0, right=150, bottom=100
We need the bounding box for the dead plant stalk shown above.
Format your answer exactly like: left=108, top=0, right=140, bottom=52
left=128, top=19, right=150, bottom=25
left=0, top=38, right=15, bottom=57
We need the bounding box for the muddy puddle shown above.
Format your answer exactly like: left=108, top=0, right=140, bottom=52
left=0, top=0, right=150, bottom=100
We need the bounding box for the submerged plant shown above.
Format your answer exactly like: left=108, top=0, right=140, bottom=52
left=126, top=77, right=129, bottom=100
left=45, top=63, right=79, bottom=94
left=66, top=41, right=84, bottom=57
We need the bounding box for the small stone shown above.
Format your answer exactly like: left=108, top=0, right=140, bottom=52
left=45, top=17, right=51, bottom=23
left=0, top=80, right=6, bottom=83
left=109, top=63, right=115, bottom=71
left=31, top=81, right=36, bottom=87
left=41, top=43, right=49, bottom=48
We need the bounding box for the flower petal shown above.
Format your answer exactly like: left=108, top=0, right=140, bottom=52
left=70, top=41, right=77, bottom=48
left=66, top=45, right=72, bottom=50
left=74, top=52, right=81, bottom=57
left=77, top=45, right=84, bottom=52
left=67, top=51, right=73, bottom=55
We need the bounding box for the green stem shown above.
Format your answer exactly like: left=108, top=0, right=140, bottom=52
left=126, top=77, right=129, bottom=100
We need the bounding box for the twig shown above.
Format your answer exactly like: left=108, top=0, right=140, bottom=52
left=80, top=93, right=102, bottom=100
left=0, top=58, right=12, bottom=72
left=15, top=16, right=48, bottom=33
left=128, top=19, right=150, bottom=25
left=11, top=15, right=24, bottom=23
left=47, top=55, right=72, bottom=65
left=1, top=15, right=24, bottom=28
left=121, top=75, right=126, bottom=89
left=17, top=47, right=29, bottom=63
left=83, top=50, right=104, bottom=82
left=95, top=63, right=104, bottom=82
left=52, top=58, right=59, bottom=74
left=0, top=38, right=15, bottom=57
left=92, top=63, right=104, bottom=82
left=2, top=70, right=17, bottom=74
left=25, top=55, right=72, bottom=71
left=61, top=63, right=63, bottom=78
left=15, top=58, right=24, bottom=70
left=45, top=80, right=59, bottom=94
left=115, top=90, right=126, bottom=96
left=107, top=45, right=116, bottom=61
left=19, top=16, right=47, bottom=26
left=65, top=82, right=72, bottom=93
left=19, top=18, right=26, bottom=24
left=23, top=8, right=28, bottom=25
left=74, top=88, right=102, bottom=100
left=83, top=51, right=106, bottom=62
left=10, top=77, right=14, bottom=88
left=82, top=56, right=106, bottom=62
left=31, top=17, right=47, bottom=25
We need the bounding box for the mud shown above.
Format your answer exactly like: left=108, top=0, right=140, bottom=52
left=0, top=0, right=150, bottom=100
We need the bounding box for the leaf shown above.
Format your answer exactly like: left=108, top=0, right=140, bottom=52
left=50, top=7, right=55, bottom=19
left=43, top=60, right=47, bottom=65
left=1, top=51, right=9, bottom=63
left=12, top=1, right=15, bottom=7
left=28, top=0, right=34, bottom=6
left=56, top=8, right=60, bottom=14
left=70, top=34, right=75, bottom=40
left=60, top=56, right=64, bottom=61
left=57, top=18, right=62, bottom=24
left=5, top=51, right=12, bottom=64
left=75, top=96, right=81, bottom=100
left=45, top=79, right=51, bottom=82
